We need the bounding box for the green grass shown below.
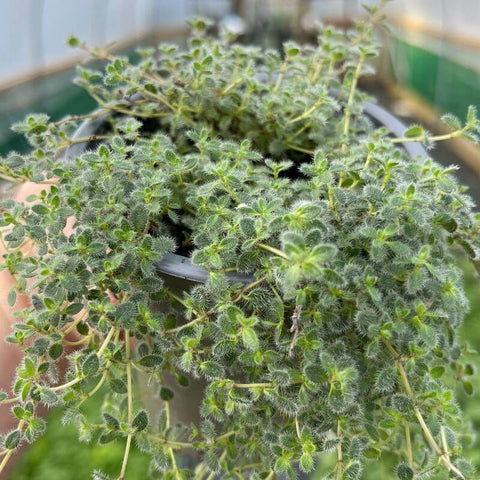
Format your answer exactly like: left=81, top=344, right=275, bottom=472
left=10, top=258, right=480, bottom=480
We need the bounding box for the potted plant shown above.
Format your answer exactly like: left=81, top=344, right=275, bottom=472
left=1, top=4, right=480, bottom=479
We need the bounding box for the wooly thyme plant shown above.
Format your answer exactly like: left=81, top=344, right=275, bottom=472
left=1, top=4, right=480, bottom=479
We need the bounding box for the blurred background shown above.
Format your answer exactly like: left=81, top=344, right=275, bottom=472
left=0, top=1, right=479, bottom=478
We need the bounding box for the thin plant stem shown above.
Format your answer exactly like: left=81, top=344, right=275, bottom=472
left=63, top=334, right=93, bottom=346
left=286, top=100, right=323, bottom=125
left=222, top=77, right=243, bottom=95
left=295, top=417, right=301, bottom=440
left=286, top=144, right=314, bottom=155
left=98, top=326, right=116, bottom=357
left=0, top=172, right=24, bottom=183
left=233, top=382, right=273, bottom=389
left=51, top=110, right=105, bottom=127
left=0, top=420, right=25, bottom=475
left=51, top=375, right=83, bottom=392
left=274, top=59, right=289, bottom=93
left=78, top=371, right=107, bottom=407
left=342, top=53, right=365, bottom=151
left=440, top=426, right=451, bottom=466
left=231, top=274, right=268, bottom=302
left=63, top=309, right=89, bottom=336
left=0, top=396, right=19, bottom=406
left=166, top=289, right=190, bottom=309
left=58, top=135, right=109, bottom=149
left=310, top=58, right=325, bottom=84
left=257, top=243, right=288, bottom=260
left=336, top=420, right=343, bottom=480
left=118, top=330, right=133, bottom=480
left=405, top=421, right=414, bottom=469
left=383, top=339, right=466, bottom=480
left=164, top=401, right=181, bottom=479
left=195, top=462, right=208, bottom=480
left=43, top=328, right=114, bottom=407
left=391, top=127, right=467, bottom=144
left=79, top=325, right=120, bottom=407
left=211, top=430, right=236, bottom=444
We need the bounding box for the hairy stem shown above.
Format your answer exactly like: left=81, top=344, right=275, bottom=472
left=233, top=382, right=274, bottom=389
left=78, top=371, right=107, bottom=407
left=257, top=243, right=288, bottom=260
left=0, top=419, right=25, bottom=475
left=51, top=110, right=105, bottom=127
left=222, top=77, right=243, bottom=95
left=118, top=330, right=133, bottom=480
left=310, top=58, right=325, bottom=84
left=295, top=417, right=301, bottom=440
left=287, top=99, right=323, bottom=125
left=336, top=420, right=343, bottom=480
left=391, top=127, right=468, bottom=144
left=98, top=326, right=116, bottom=357
left=405, top=421, right=414, bottom=469
left=164, top=401, right=181, bottom=479
left=0, top=172, right=24, bottom=183
left=383, top=340, right=466, bottom=480
left=342, top=53, right=365, bottom=151
left=286, top=144, right=314, bottom=155
left=274, top=59, right=289, bottom=93
left=58, top=135, right=109, bottom=149
left=62, top=309, right=90, bottom=336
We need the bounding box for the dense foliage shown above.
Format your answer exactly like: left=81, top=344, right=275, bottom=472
left=1, top=4, right=480, bottom=479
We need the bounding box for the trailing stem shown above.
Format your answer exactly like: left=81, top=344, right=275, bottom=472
left=58, top=135, right=109, bottom=149
left=310, top=58, right=325, bottom=84
left=286, top=144, right=314, bottom=155
left=257, top=243, right=288, bottom=260
left=391, top=126, right=469, bottom=144
left=405, top=421, right=414, bottom=469
left=0, top=327, right=116, bottom=407
left=118, top=330, right=133, bottom=480
left=0, top=172, right=24, bottom=183
left=274, top=58, right=289, bottom=93
left=336, top=420, right=343, bottom=480
left=342, top=53, right=365, bottom=151
left=164, top=401, right=181, bottom=479
left=0, top=420, right=25, bottom=475
left=383, top=340, right=466, bottom=480
left=286, top=99, right=323, bottom=125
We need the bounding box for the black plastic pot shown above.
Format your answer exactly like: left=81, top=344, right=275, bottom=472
left=66, top=100, right=428, bottom=290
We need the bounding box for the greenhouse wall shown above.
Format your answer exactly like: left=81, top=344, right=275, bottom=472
left=0, top=0, right=189, bottom=87
left=383, top=0, right=480, bottom=117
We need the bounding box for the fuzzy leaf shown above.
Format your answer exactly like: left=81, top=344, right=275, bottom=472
left=403, top=125, right=424, bottom=138
left=5, top=430, right=22, bottom=450
left=200, top=361, right=225, bottom=379
left=132, top=410, right=149, bottom=432
left=110, top=378, right=128, bottom=394
left=81, top=353, right=99, bottom=377
left=242, top=327, right=259, bottom=351
left=138, top=355, right=163, bottom=368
